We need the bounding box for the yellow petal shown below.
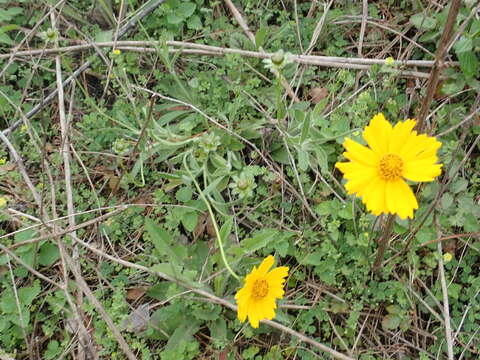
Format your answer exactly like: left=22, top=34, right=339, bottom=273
left=385, top=180, right=418, bottom=219
left=343, top=168, right=379, bottom=196
left=361, top=177, right=387, bottom=216
left=403, top=160, right=442, bottom=182
left=399, top=133, right=441, bottom=161
left=256, top=255, right=274, bottom=276
left=266, top=266, right=289, bottom=282
left=394, top=180, right=418, bottom=218
left=237, top=300, right=248, bottom=322
left=248, top=302, right=260, bottom=328
left=388, top=119, right=416, bottom=153
left=362, top=113, right=392, bottom=155
left=342, top=138, right=379, bottom=166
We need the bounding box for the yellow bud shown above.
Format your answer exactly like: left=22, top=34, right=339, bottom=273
left=353, top=131, right=360, bottom=137
left=20, top=124, right=27, bottom=133
left=112, top=49, right=121, bottom=55
left=443, top=252, right=453, bottom=263
left=0, top=197, right=7, bottom=207
left=0, top=158, right=6, bottom=165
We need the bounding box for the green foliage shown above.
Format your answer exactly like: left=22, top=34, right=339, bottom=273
left=0, top=1, right=479, bottom=359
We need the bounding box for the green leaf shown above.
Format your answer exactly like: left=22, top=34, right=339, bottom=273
left=208, top=318, right=227, bottom=342
left=18, top=280, right=41, bottom=306
left=219, top=216, right=233, bottom=245
left=0, top=7, right=22, bottom=22
left=94, top=30, right=112, bottom=42
left=458, top=51, right=478, bottom=79
left=0, top=291, right=16, bottom=314
left=39, top=242, right=60, bottom=266
left=164, top=320, right=200, bottom=352
left=45, top=340, right=61, bottom=360
left=315, top=148, right=328, bottom=173
left=453, top=36, right=473, bottom=54
left=255, top=27, right=267, bottom=48
left=241, top=229, right=280, bottom=253
left=303, top=251, right=322, bottom=266
left=181, top=211, right=198, bottom=232
left=187, top=15, right=202, bottom=30
left=451, top=178, right=468, bottom=194
left=167, top=13, right=183, bottom=24
left=410, top=13, right=437, bottom=30
left=176, top=186, right=192, bottom=202
left=440, top=193, right=453, bottom=209
left=300, top=113, right=311, bottom=144
left=152, top=263, right=183, bottom=279
left=145, top=219, right=181, bottom=265
left=297, top=151, right=309, bottom=171
left=14, top=228, right=36, bottom=243
left=177, top=2, right=196, bottom=18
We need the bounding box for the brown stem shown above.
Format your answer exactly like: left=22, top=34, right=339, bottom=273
left=416, top=0, right=462, bottom=133
left=372, top=214, right=396, bottom=272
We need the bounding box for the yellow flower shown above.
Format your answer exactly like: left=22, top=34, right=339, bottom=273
left=385, top=57, right=395, bottom=65
left=112, top=49, right=121, bottom=55
left=235, top=255, right=289, bottom=328
left=443, top=252, right=453, bottom=262
left=0, top=197, right=7, bottom=207
left=335, top=113, right=442, bottom=219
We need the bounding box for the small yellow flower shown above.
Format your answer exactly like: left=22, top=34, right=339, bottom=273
left=385, top=57, right=395, bottom=65
left=20, top=124, right=27, bottom=133
left=443, top=252, right=453, bottom=262
left=0, top=158, right=6, bottom=165
left=335, top=113, right=442, bottom=219
left=0, top=197, right=7, bottom=207
left=112, top=49, right=121, bottom=56
left=235, top=255, right=289, bottom=328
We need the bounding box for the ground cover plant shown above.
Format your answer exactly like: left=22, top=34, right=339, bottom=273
left=0, top=0, right=479, bottom=359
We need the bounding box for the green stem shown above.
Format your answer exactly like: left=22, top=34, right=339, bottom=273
left=183, top=153, right=240, bottom=281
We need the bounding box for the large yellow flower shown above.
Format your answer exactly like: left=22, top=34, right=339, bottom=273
left=235, top=255, right=289, bottom=328
left=335, top=113, right=442, bottom=219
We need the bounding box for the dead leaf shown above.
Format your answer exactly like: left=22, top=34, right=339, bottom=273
left=309, top=87, right=328, bottom=104
left=120, top=304, right=150, bottom=334
left=194, top=212, right=208, bottom=240
left=108, top=175, right=120, bottom=191
left=126, top=288, right=146, bottom=301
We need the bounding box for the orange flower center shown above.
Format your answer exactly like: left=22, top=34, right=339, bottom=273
left=252, top=279, right=269, bottom=298
left=378, top=154, right=403, bottom=181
